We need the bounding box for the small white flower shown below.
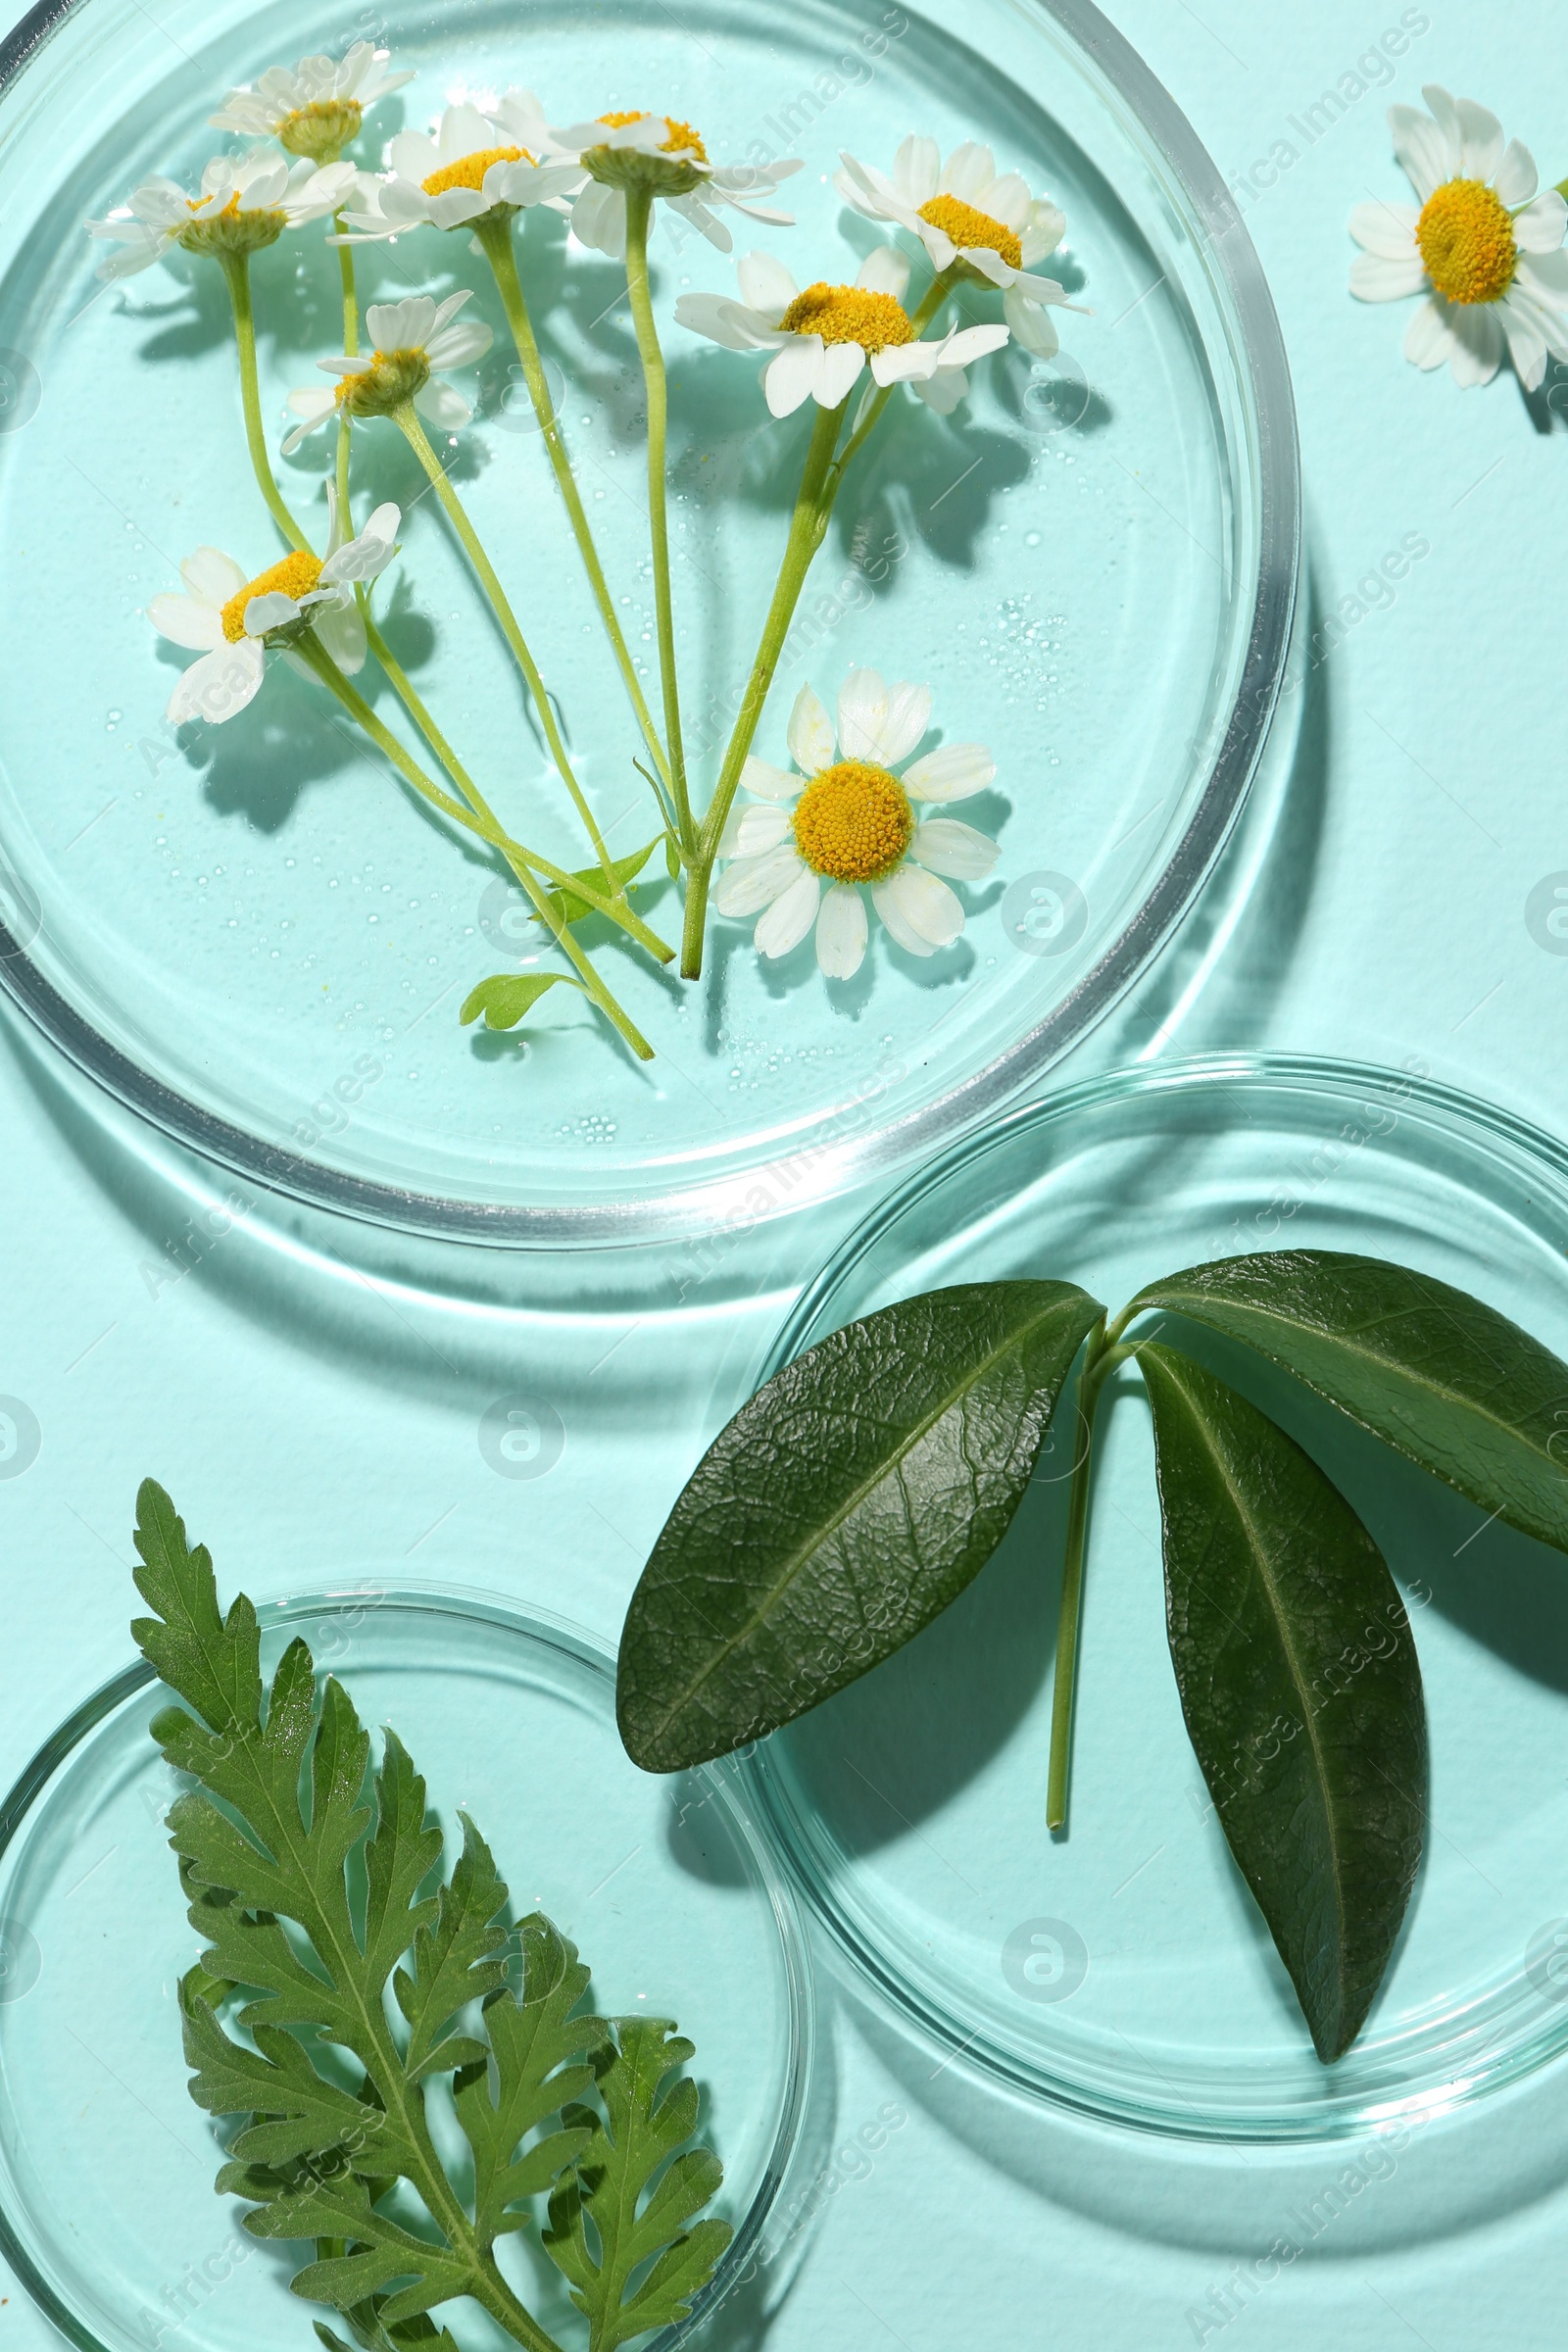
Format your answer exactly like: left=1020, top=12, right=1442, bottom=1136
left=283, top=290, right=493, bottom=452
left=713, top=670, right=999, bottom=979
left=210, top=41, right=414, bottom=162
left=836, top=136, right=1075, bottom=359
left=148, top=492, right=401, bottom=725
left=1348, top=83, right=1568, bottom=390
left=550, top=109, right=802, bottom=259
left=676, top=246, right=1008, bottom=417
left=335, top=95, right=585, bottom=241
left=87, top=150, right=357, bottom=279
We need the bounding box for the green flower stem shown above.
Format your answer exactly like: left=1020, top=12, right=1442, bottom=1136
left=361, top=608, right=671, bottom=963
left=334, top=215, right=358, bottom=527
left=220, top=253, right=312, bottom=555
left=474, top=215, right=676, bottom=808
left=393, top=400, right=618, bottom=893
left=622, top=187, right=694, bottom=851
left=825, top=267, right=961, bottom=488
left=677, top=397, right=844, bottom=978
left=1046, top=1335, right=1135, bottom=1832
left=295, top=634, right=656, bottom=1059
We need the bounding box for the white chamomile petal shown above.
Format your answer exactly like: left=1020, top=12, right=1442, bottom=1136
left=717, top=802, right=793, bottom=858
left=147, top=593, right=223, bottom=650
left=166, top=638, right=266, bottom=727
left=1388, top=102, right=1452, bottom=204
left=764, top=338, right=825, bottom=417
left=1494, top=138, right=1539, bottom=209
left=1350, top=253, right=1427, bottom=303
left=836, top=666, right=891, bottom=761
left=903, top=742, right=996, bottom=803
left=1348, top=200, right=1420, bottom=260
left=1515, top=191, right=1568, bottom=254
left=713, top=843, right=808, bottom=917
left=740, top=755, right=804, bottom=802
left=856, top=244, right=909, bottom=300
left=787, top=685, right=837, bottom=775
left=908, top=817, right=999, bottom=879
left=181, top=547, right=246, bottom=604
left=815, top=882, right=867, bottom=979
left=875, top=680, right=932, bottom=765
left=878, top=863, right=965, bottom=949
left=314, top=595, right=368, bottom=673
left=755, top=869, right=820, bottom=957
left=241, top=590, right=302, bottom=636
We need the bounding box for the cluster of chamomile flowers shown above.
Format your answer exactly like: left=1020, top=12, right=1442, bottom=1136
left=90, top=42, right=1078, bottom=984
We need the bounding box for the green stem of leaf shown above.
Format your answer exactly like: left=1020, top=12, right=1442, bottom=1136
left=220, top=253, right=312, bottom=555
left=393, top=401, right=619, bottom=895
left=1045, top=1326, right=1125, bottom=1832
left=476, top=216, right=676, bottom=806
left=622, top=189, right=694, bottom=853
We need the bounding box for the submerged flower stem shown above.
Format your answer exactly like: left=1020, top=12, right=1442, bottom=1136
left=221, top=254, right=312, bottom=555
left=474, top=216, right=675, bottom=808
left=1046, top=1333, right=1134, bottom=1832
left=622, top=189, right=694, bottom=851
left=362, top=608, right=671, bottom=963
left=334, top=218, right=358, bottom=527
left=295, top=633, right=657, bottom=1058
left=393, top=401, right=618, bottom=893
left=679, top=398, right=844, bottom=978
left=827, top=267, right=960, bottom=487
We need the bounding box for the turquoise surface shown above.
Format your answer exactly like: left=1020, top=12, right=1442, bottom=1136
left=4, top=1, right=1568, bottom=2348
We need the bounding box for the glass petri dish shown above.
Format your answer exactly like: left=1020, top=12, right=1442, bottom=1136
left=0, top=0, right=1297, bottom=1243
left=0, top=1586, right=811, bottom=2352
left=746, top=1054, right=1568, bottom=2140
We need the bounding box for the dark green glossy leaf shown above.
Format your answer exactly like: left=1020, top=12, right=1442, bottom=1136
left=617, top=1281, right=1105, bottom=1772
left=1130, top=1250, right=1568, bottom=1553
left=1139, top=1344, right=1426, bottom=2061
left=460, top=971, right=578, bottom=1032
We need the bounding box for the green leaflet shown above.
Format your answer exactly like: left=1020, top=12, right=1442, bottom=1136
left=1139, top=1345, right=1427, bottom=2060
left=1129, top=1249, right=1568, bottom=1553
left=616, top=1280, right=1105, bottom=1772
left=544, top=2021, right=734, bottom=2352
left=532, top=841, right=660, bottom=928
left=131, top=1480, right=728, bottom=2352
left=461, top=971, right=580, bottom=1032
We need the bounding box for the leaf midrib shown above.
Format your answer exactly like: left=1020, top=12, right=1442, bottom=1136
left=1165, top=1366, right=1348, bottom=2030
left=1155, top=1280, right=1556, bottom=1474
left=640, top=1295, right=1089, bottom=1744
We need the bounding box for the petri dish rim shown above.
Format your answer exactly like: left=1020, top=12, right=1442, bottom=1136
left=0, top=1582, right=813, bottom=2352
left=0, top=0, right=1299, bottom=1250
left=747, top=1051, right=1568, bottom=2142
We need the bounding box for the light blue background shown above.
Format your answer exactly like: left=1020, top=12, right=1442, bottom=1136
left=5, top=0, right=1568, bottom=2345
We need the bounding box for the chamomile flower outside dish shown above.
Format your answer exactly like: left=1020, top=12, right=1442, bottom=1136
left=0, top=0, right=1297, bottom=1241
left=1348, top=82, right=1568, bottom=387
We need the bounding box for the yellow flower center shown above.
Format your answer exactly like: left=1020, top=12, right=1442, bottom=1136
left=421, top=143, right=530, bottom=197
left=792, top=760, right=914, bottom=883
left=278, top=96, right=364, bottom=161
left=1416, top=177, right=1517, bottom=305
left=598, top=109, right=709, bottom=162
left=918, top=192, right=1022, bottom=270
left=220, top=551, right=322, bottom=642
left=179, top=194, right=288, bottom=258
left=779, top=284, right=914, bottom=353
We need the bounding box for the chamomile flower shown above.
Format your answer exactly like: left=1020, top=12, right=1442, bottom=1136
left=836, top=137, right=1074, bottom=359
left=676, top=246, right=1008, bottom=417
left=210, top=41, right=414, bottom=164
left=334, top=95, right=584, bottom=241
left=87, top=150, right=356, bottom=279
left=714, top=670, right=998, bottom=978
left=282, top=291, right=492, bottom=453
left=149, top=491, right=401, bottom=725
left=550, top=109, right=802, bottom=257
left=1348, top=84, right=1568, bottom=390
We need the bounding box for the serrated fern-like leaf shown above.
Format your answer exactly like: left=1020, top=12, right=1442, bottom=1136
left=542, top=2020, right=734, bottom=2352
left=132, top=1481, right=732, bottom=2352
